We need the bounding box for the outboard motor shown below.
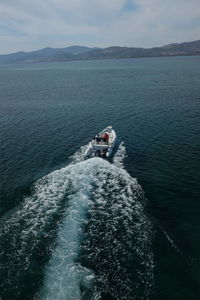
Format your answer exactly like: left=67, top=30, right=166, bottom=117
left=95, top=150, right=101, bottom=157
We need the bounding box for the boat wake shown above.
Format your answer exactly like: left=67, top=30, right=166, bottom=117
left=0, top=143, right=154, bottom=300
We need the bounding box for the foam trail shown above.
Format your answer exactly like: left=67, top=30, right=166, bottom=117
left=40, top=157, right=154, bottom=300
left=40, top=159, right=99, bottom=299
left=162, top=228, right=182, bottom=255
left=0, top=158, right=91, bottom=298
left=69, top=144, right=90, bottom=164
left=113, top=141, right=126, bottom=168
left=0, top=143, right=154, bottom=300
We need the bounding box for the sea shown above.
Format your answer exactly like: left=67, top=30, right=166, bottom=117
left=0, top=56, right=200, bottom=300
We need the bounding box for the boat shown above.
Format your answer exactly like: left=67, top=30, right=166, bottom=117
left=84, top=126, right=117, bottom=158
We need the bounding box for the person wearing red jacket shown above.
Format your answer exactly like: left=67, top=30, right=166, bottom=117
left=103, top=132, right=109, bottom=144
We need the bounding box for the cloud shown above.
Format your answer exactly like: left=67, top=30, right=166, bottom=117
left=0, top=0, right=200, bottom=53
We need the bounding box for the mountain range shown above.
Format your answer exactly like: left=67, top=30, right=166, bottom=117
left=0, top=40, right=200, bottom=64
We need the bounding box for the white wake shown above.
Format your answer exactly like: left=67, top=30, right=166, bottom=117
left=0, top=143, right=154, bottom=300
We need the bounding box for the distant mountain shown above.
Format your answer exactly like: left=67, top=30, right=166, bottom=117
left=61, top=46, right=100, bottom=55
left=77, top=40, right=200, bottom=60
left=0, top=40, right=200, bottom=64
left=0, top=46, right=100, bottom=64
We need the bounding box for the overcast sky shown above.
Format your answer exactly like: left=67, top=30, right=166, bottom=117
left=0, top=0, right=200, bottom=54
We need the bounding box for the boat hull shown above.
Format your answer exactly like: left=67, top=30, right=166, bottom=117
left=84, top=126, right=117, bottom=159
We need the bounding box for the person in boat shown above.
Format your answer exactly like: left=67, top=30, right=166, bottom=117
left=102, top=132, right=109, bottom=144
left=95, top=134, right=101, bottom=143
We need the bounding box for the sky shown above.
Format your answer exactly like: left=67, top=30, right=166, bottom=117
left=0, top=0, right=200, bottom=54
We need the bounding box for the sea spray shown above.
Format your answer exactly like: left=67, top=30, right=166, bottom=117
left=40, top=156, right=154, bottom=299
left=0, top=143, right=154, bottom=300
left=40, top=158, right=100, bottom=299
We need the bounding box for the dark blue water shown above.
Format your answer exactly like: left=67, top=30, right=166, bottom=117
left=0, top=57, right=200, bottom=300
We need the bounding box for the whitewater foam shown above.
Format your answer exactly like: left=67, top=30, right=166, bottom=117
left=40, top=155, right=153, bottom=299
left=113, top=141, right=126, bottom=169
left=0, top=143, right=154, bottom=300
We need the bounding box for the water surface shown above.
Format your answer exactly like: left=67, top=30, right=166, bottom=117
left=0, top=56, right=200, bottom=299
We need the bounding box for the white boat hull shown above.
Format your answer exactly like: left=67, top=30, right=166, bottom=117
left=84, top=126, right=117, bottom=158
